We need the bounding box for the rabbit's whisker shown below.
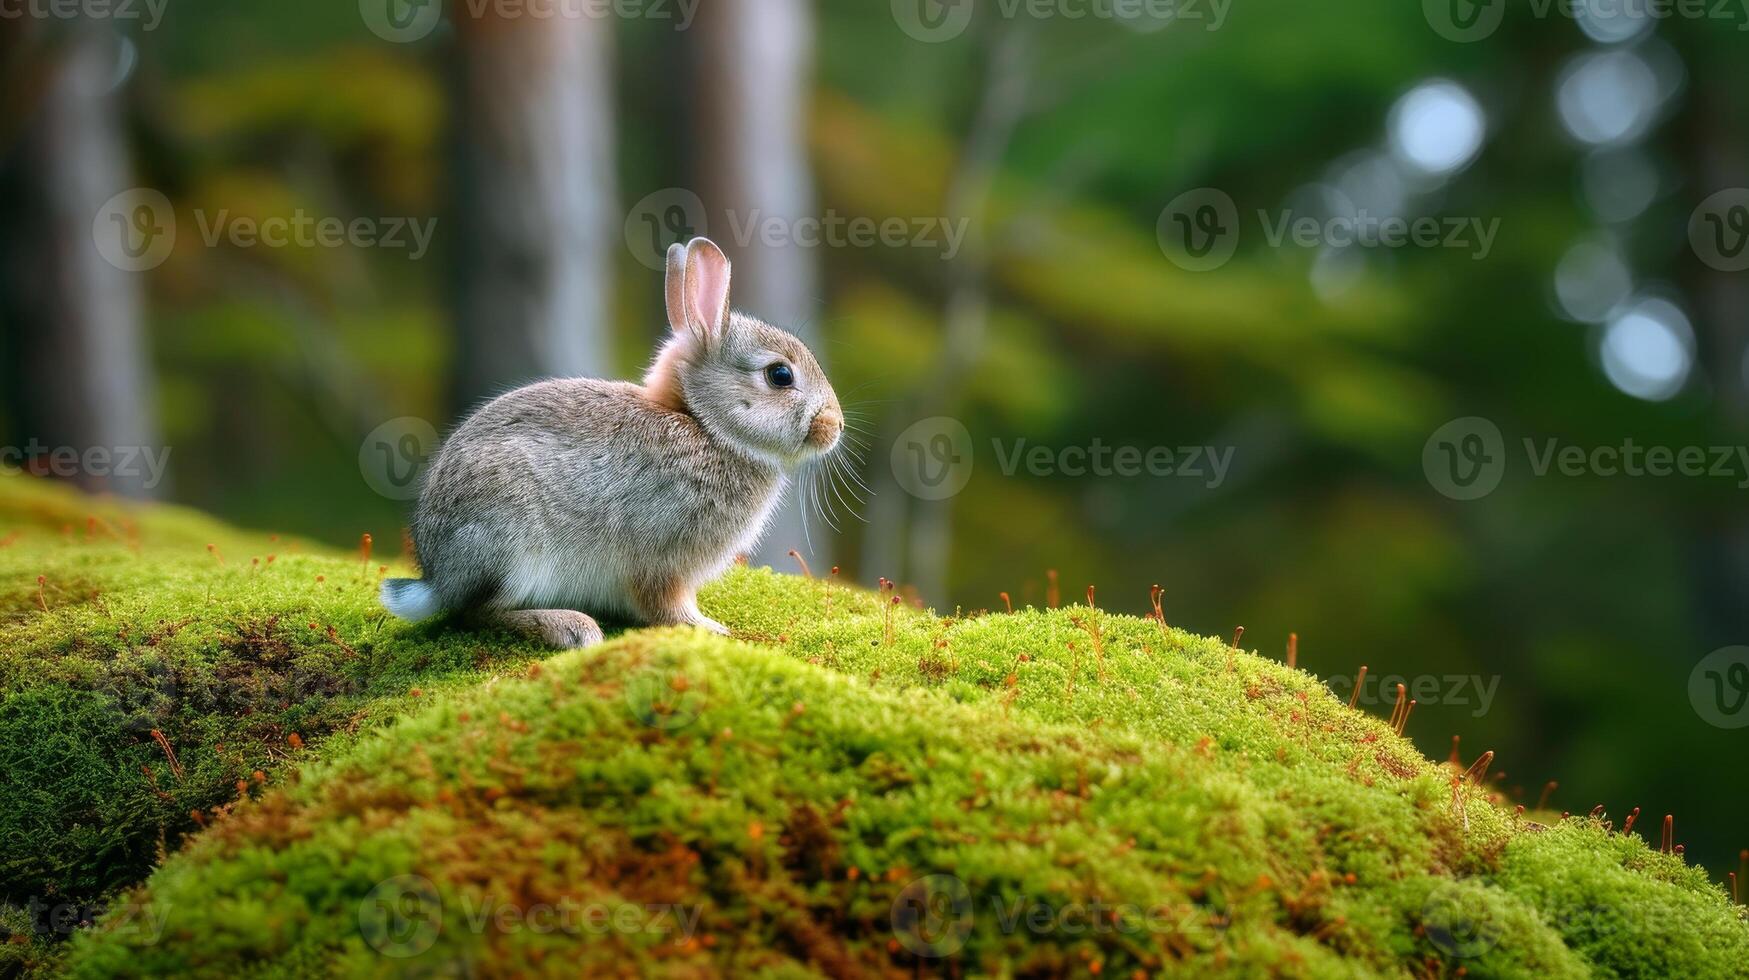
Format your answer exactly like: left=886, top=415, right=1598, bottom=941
left=796, top=476, right=816, bottom=556
left=824, top=455, right=868, bottom=522
left=809, top=464, right=843, bottom=533
left=829, top=450, right=874, bottom=501
left=837, top=445, right=871, bottom=473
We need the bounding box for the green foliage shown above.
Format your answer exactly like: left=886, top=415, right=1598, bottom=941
left=1, top=476, right=1739, bottom=977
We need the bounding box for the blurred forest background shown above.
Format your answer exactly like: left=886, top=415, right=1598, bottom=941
left=2, top=0, right=1747, bottom=879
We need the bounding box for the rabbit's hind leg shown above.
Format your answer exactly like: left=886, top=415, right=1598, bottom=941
left=473, top=608, right=604, bottom=649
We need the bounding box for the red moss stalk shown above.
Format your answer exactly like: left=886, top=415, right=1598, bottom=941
left=1537, top=780, right=1558, bottom=810
left=148, top=729, right=184, bottom=782
left=1286, top=632, right=1298, bottom=669
left=999, top=591, right=1012, bottom=614
left=1462, top=750, right=1493, bottom=786
left=1348, top=666, right=1368, bottom=709
left=787, top=549, right=812, bottom=579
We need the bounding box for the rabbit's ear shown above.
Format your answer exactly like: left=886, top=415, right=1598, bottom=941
left=664, top=243, right=690, bottom=337
left=681, top=237, right=732, bottom=344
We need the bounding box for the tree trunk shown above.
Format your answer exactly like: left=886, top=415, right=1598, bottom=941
left=1682, top=82, right=1749, bottom=647
left=692, top=0, right=822, bottom=568
left=448, top=10, right=617, bottom=409
left=0, top=26, right=159, bottom=498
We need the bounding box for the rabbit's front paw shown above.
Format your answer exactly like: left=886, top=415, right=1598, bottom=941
left=689, top=614, right=731, bottom=636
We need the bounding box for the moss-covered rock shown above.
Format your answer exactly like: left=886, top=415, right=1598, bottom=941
left=2, top=473, right=1745, bottom=977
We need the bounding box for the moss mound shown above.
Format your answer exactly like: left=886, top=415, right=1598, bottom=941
left=2, top=473, right=1745, bottom=977
left=0, top=474, right=548, bottom=974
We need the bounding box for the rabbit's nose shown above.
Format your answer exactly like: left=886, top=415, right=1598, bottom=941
left=807, top=406, right=843, bottom=449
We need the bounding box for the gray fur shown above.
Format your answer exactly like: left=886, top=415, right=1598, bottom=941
left=381, top=237, right=842, bottom=648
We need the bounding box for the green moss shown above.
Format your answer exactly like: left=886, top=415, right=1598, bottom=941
left=2, top=473, right=1745, bottom=977
left=0, top=474, right=548, bottom=907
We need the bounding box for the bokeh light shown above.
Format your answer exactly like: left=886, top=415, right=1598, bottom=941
left=1554, top=238, right=1632, bottom=323
left=1579, top=148, right=1661, bottom=223
left=1387, top=80, right=1486, bottom=177
left=1599, top=297, right=1695, bottom=401
left=1555, top=47, right=1678, bottom=147
left=1573, top=0, right=1654, bottom=45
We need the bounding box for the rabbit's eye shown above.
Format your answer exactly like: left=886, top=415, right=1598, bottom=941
left=765, top=363, right=796, bottom=389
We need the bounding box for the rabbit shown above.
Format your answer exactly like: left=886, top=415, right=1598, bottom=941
left=380, top=236, right=844, bottom=648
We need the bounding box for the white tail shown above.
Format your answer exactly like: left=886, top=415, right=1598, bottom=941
left=381, top=578, right=442, bottom=622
